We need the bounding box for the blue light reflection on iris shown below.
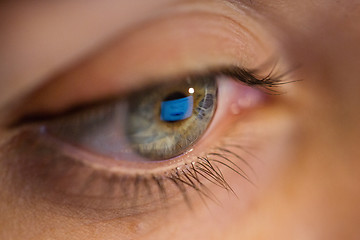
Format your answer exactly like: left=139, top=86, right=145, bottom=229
left=160, top=96, right=194, bottom=122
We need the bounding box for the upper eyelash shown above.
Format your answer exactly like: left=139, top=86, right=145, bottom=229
left=10, top=63, right=295, bottom=127
left=219, top=63, right=299, bottom=94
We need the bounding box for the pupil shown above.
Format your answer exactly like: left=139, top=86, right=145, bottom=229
left=161, top=91, right=193, bottom=122
left=164, top=91, right=187, bottom=101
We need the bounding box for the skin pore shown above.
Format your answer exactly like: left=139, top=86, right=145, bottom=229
left=1, top=0, right=360, bottom=239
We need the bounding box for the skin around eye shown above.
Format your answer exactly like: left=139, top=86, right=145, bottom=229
left=0, top=1, right=299, bottom=238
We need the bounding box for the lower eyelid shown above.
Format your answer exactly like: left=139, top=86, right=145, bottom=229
left=3, top=130, right=221, bottom=220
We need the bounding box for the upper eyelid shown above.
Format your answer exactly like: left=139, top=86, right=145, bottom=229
left=0, top=0, right=268, bottom=115
left=4, top=12, right=270, bottom=127
left=0, top=0, right=260, bottom=111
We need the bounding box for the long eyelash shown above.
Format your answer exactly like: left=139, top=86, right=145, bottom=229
left=217, top=64, right=300, bottom=94
left=63, top=146, right=251, bottom=212
left=163, top=150, right=250, bottom=209
left=93, top=146, right=255, bottom=211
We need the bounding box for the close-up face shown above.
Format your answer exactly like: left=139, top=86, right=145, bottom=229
left=0, top=0, right=359, bottom=239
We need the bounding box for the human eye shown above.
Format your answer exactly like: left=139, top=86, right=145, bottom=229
left=1, top=0, right=296, bottom=227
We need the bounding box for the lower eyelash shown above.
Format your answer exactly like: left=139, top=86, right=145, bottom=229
left=2, top=129, right=257, bottom=219
left=70, top=144, right=256, bottom=211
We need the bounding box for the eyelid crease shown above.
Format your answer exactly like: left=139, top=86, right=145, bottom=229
left=3, top=7, right=273, bottom=126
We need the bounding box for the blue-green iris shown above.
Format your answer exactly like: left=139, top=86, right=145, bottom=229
left=126, top=76, right=217, bottom=160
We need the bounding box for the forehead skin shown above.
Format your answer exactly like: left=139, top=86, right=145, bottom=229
left=1, top=0, right=360, bottom=239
